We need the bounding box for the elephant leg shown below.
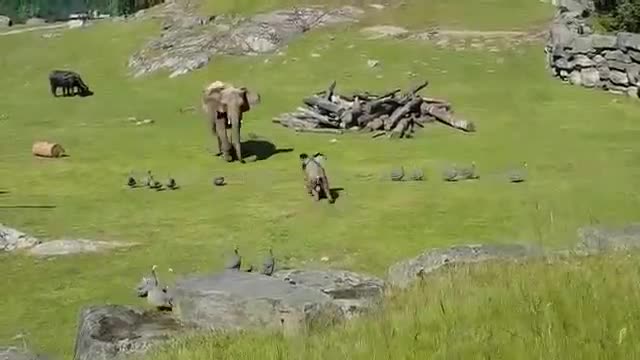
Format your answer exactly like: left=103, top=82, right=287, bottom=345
left=227, top=107, right=244, bottom=163
left=321, top=176, right=334, bottom=203
left=214, top=118, right=233, bottom=162
left=210, top=115, right=222, bottom=157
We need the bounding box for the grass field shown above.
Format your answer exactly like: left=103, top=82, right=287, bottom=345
left=1, top=0, right=640, bottom=358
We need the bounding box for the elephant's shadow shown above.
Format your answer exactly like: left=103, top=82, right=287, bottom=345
left=241, top=140, right=293, bottom=161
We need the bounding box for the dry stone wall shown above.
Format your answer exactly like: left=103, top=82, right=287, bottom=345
left=546, top=2, right=640, bottom=97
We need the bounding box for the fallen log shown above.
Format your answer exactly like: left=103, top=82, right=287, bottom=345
left=295, top=107, right=340, bottom=128
left=389, top=116, right=412, bottom=139
left=302, top=96, right=343, bottom=115
left=424, top=104, right=476, bottom=132
left=324, top=80, right=337, bottom=101
left=387, top=96, right=423, bottom=130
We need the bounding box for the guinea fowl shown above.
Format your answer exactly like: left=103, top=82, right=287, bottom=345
left=166, top=176, right=178, bottom=190
left=127, top=172, right=137, bottom=188
left=146, top=265, right=173, bottom=311
left=143, top=170, right=154, bottom=188
left=458, top=162, right=479, bottom=180
left=390, top=167, right=404, bottom=182
left=442, top=166, right=459, bottom=182
left=262, top=247, right=275, bottom=276
left=508, top=162, right=528, bottom=183
left=213, top=176, right=226, bottom=186
left=410, top=169, right=424, bottom=181
left=225, top=246, right=241, bottom=271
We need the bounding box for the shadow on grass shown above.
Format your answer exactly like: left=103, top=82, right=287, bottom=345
left=242, top=139, right=293, bottom=161
left=0, top=205, right=56, bottom=209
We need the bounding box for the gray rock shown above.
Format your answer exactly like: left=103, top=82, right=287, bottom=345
left=609, top=69, right=629, bottom=85
left=73, top=305, right=184, bottom=360
left=627, top=64, right=640, bottom=85
left=554, top=57, right=573, bottom=70
left=273, top=269, right=385, bottom=319
left=593, top=54, right=607, bottom=67
left=25, top=18, right=45, bottom=26
left=591, top=34, right=617, bottom=49
left=617, top=32, right=640, bottom=51
left=556, top=0, right=590, bottom=12
left=607, top=81, right=629, bottom=93
left=604, top=50, right=631, bottom=63
left=129, top=5, right=363, bottom=78
left=569, top=36, right=594, bottom=54
left=577, top=224, right=640, bottom=252
left=0, top=347, right=50, bottom=360
left=580, top=67, right=600, bottom=87
left=549, top=23, right=576, bottom=49
left=569, top=70, right=583, bottom=85
left=0, top=224, right=41, bottom=252
left=28, top=240, right=137, bottom=257
left=629, top=49, right=640, bottom=63
left=628, top=86, right=639, bottom=97
left=608, top=60, right=630, bottom=72
left=598, top=66, right=610, bottom=80
left=172, top=271, right=342, bottom=334
left=0, top=15, right=11, bottom=28
left=387, top=243, right=543, bottom=289
left=573, top=54, right=594, bottom=68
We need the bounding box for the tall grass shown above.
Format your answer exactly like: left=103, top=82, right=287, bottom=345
left=145, top=253, right=640, bottom=359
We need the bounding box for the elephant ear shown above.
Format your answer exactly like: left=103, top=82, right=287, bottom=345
left=238, top=87, right=260, bottom=113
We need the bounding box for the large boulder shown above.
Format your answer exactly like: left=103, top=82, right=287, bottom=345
left=387, top=243, right=543, bottom=289
left=609, top=69, right=629, bottom=86
left=569, top=36, right=595, bottom=54
left=591, top=34, right=617, bottom=49
left=0, top=15, right=11, bottom=28
left=577, top=224, right=640, bottom=252
left=580, top=67, right=601, bottom=87
left=0, top=347, right=49, bottom=360
left=172, top=271, right=345, bottom=335
left=273, top=269, right=385, bottom=319
left=73, top=305, right=185, bottom=360
left=617, top=32, right=640, bottom=52
left=0, top=224, right=41, bottom=252
left=572, top=54, right=594, bottom=68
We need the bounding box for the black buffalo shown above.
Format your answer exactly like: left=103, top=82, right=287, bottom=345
left=49, top=70, right=93, bottom=97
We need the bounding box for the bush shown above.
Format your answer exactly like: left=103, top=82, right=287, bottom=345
left=594, top=0, right=640, bottom=32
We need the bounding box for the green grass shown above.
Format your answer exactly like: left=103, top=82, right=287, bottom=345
left=144, top=253, right=640, bottom=359
left=198, top=0, right=553, bottom=30
left=1, top=0, right=640, bottom=358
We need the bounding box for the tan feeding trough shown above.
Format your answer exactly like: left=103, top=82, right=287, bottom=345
left=32, top=141, right=66, bottom=158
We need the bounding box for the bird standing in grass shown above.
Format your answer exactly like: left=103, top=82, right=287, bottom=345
left=146, top=265, right=173, bottom=311
left=458, top=161, right=479, bottom=180
left=225, top=246, right=241, bottom=271
left=127, top=172, right=137, bottom=188
left=166, top=176, right=178, bottom=190
left=143, top=170, right=154, bottom=187
left=410, top=169, right=424, bottom=181
left=213, top=176, right=226, bottom=186
left=390, top=167, right=404, bottom=182
left=262, top=247, right=275, bottom=276
left=508, top=162, right=528, bottom=183
left=442, top=166, right=458, bottom=182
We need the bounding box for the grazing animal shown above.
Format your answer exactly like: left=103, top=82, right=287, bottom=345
left=442, top=166, right=459, bottom=182
left=127, top=173, right=137, bottom=188
left=213, top=176, right=226, bottom=186
left=225, top=246, right=242, bottom=270
left=166, top=176, right=178, bottom=190
left=509, top=162, right=528, bottom=183
left=410, top=169, right=424, bottom=181
left=262, top=247, right=275, bottom=276
left=390, top=167, right=405, bottom=181
left=458, top=162, right=479, bottom=180
left=143, top=171, right=154, bottom=187
left=201, top=81, right=260, bottom=163
left=300, top=152, right=334, bottom=203
left=48, top=70, right=93, bottom=97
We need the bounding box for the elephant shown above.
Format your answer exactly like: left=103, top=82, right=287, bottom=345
left=300, top=152, right=334, bottom=203
left=201, top=81, right=260, bottom=163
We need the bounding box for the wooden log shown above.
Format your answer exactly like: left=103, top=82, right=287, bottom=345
left=389, top=117, right=412, bottom=139
left=398, top=80, right=429, bottom=103
left=365, top=97, right=400, bottom=114
left=371, top=130, right=386, bottom=138
left=366, top=115, right=386, bottom=131
left=424, top=104, right=476, bottom=132
left=324, top=80, right=337, bottom=101
left=32, top=141, right=65, bottom=158
left=302, top=96, right=343, bottom=115
left=296, top=107, right=340, bottom=128
left=294, top=128, right=344, bottom=135
left=387, top=96, right=423, bottom=130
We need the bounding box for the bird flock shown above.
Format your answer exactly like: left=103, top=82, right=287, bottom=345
left=127, top=170, right=178, bottom=191
left=136, top=247, right=276, bottom=311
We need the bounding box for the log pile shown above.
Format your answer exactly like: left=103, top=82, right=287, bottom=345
left=272, top=80, right=475, bottom=138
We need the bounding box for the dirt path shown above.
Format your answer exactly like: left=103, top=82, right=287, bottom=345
left=0, top=23, right=66, bottom=37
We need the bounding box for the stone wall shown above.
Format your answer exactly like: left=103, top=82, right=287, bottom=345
left=546, top=3, right=640, bottom=97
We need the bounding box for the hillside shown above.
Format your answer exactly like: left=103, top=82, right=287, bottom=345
left=2, top=0, right=640, bottom=358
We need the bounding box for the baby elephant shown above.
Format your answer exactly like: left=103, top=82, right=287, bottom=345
left=300, top=152, right=334, bottom=203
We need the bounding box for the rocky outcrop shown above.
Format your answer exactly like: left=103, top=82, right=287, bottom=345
left=0, top=15, right=12, bottom=28
left=273, top=269, right=385, bottom=319
left=546, top=3, right=640, bottom=97
left=387, top=243, right=544, bottom=289
left=72, top=305, right=185, bottom=360
left=0, top=347, right=50, bottom=360
left=128, top=2, right=363, bottom=78
left=0, top=224, right=41, bottom=252
left=577, top=223, right=640, bottom=252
